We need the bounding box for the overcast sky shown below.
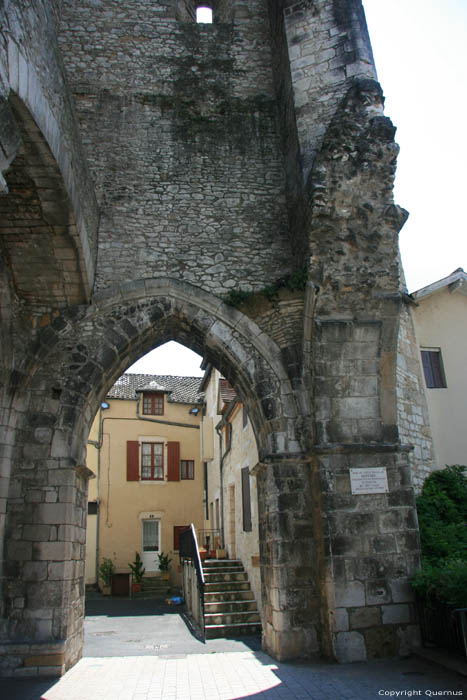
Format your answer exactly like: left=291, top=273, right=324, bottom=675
left=129, top=1, right=466, bottom=376
left=363, top=0, right=467, bottom=293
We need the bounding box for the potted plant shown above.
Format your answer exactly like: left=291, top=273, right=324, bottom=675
left=99, top=557, right=115, bottom=595
left=157, top=551, right=172, bottom=580
left=128, top=552, right=145, bottom=593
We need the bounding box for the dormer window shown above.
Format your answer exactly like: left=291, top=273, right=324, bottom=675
left=196, top=5, right=213, bottom=23
left=143, top=392, right=164, bottom=415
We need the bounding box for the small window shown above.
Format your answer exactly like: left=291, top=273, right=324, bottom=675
left=421, top=349, right=446, bottom=388
left=88, top=501, right=98, bottom=515
left=181, top=459, right=194, bottom=480
left=143, top=392, right=164, bottom=415
left=196, top=5, right=213, bottom=23
left=141, top=442, right=164, bottom=480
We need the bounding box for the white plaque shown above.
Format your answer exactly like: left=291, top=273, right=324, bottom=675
left=350, top=467, right=388, bottom=495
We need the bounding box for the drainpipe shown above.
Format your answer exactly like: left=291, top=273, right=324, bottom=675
left=215, top=420, right=231, bottom=550
left=87, top=402, right=109, bottom=587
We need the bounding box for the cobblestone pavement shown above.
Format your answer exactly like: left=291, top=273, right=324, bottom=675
left=0, top=652, right=465, bottom=700
left=1, top=595, right=466, bottom=699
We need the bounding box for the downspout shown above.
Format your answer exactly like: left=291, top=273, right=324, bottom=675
left=215, top=421, right=231, bottom=550
left=87, top=404, right=108, bottom=587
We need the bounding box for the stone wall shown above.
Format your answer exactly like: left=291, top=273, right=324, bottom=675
left=396, top=303, right=433, bottom=492
left=57, top=0, right=294, bottom=296
left=0, top=0, right=98, bottom=301
left=0, top=0, right=433, bottom=676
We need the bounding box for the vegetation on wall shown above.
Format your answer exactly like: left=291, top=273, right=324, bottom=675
left=224, top=268, right=308, bottom=308
left=410, top=465, right=467, bottom=608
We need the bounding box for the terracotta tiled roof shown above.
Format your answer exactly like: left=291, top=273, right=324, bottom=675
left=107, top=373, right=204, bottom=405
left=219, top=378, right=237, bottom=411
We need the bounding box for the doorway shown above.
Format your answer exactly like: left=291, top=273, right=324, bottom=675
left=142, top=519, right=160, bottom=572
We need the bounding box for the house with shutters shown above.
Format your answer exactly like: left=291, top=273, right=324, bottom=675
left=199, top=365, right=262, bottom=611
left=411, top=268, right=467, bottom=471
left=85, top=373, right=204, bottom=589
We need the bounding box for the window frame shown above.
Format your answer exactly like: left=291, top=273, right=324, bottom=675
left=142, top=392, right=164, bottom=416
left=421, top=348, right=447, bottom=389
left=196, top=5, right=213, bottom=23
left=180, top=459, right=195, bottom=480
left=141, top=441, right=164, bottom=481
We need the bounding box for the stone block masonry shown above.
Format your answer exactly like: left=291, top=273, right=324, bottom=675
left=0, top=0, right=433, bottom=677
left=58, top=0, right=294, bottom=296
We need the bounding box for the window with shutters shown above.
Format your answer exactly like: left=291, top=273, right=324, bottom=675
left=421, top=349, right=447, bottom=388
left=181, top=459, right=194, bottom=480
left=142, top=392, right=164, bottom=415
left=127, top=441, right=180, bottom=482
left=241, top=466, right=252, bottom=532
left=141, top=442, right=164, bottom=480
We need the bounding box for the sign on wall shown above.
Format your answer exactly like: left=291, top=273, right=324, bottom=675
left=350, top=467, right=389, bottom=495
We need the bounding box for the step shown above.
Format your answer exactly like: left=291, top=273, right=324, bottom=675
left=204, top=622, right=262, bottom=639
left=204, top=600, right=258, bottom=614
left=203, top=565, right=245, bottom=575
left=204, top=581, right=251, bottom=593
left=205, top=611, right=261, bottom=626
left=203, top=572, right=248, bottom=583
left=204, top=590, right=255, bottom=603
left=203, top=559, right=243, bottom=568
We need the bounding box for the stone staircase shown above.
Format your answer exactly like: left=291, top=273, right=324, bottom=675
left=135, top=575, right=171, bottom=598
left=202, top=559, right=262, bottom=639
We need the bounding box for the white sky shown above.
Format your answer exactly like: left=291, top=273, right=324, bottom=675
left=363, top=0, right=467, bottom=293
left=129, top=1, right=467, bottom=376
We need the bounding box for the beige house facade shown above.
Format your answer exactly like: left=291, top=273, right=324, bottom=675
left=411, top=268, right=467, bottom=470
left=86, top=374, right=204, bottom=589
left=199, top=366, right=262, bottom=611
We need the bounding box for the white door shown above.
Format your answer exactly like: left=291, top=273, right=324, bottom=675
left=142, top=519, right=160, bottom=572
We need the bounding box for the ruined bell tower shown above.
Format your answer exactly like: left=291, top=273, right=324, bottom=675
left=0, top=0, right=430, bottom=676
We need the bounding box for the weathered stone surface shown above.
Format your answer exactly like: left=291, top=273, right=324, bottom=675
left=335, top=631, right=367, bottom=663
left=0, top=0, right=431, bottom=678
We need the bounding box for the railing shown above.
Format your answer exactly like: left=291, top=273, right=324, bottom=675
left=179, top=524, right=205, bottom=635
left=197, top=529, right=221, bottom=552
left=416, top=598, right=467, bottom=659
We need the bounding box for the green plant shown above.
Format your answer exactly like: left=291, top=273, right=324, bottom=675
left=411, top=558, right=467, bottom=608
left=158, top=551, right=172, bottom=572
left=416, top=465, right=467, bottom=563
left=99, top=557, right=115, bottom=587
left=224, top=267, right=308, bottom=308
left=128, top=552, right=146, bottom=584
left=410, top=465, right=467, bottom=606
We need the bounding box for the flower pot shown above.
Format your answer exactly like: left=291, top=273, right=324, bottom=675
left=199, top=549, right=207, bottom=561
left=101, top=584, right=111, bottom=596
left=132, top=582, right=142, bottom=593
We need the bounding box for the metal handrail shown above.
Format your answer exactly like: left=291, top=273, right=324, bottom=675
left=197, top=528, right=221, bottom=551
left=179, top=524, right=205, bottom=635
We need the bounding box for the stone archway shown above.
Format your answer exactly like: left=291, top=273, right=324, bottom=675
left=1, top=278, right=323, bottom=674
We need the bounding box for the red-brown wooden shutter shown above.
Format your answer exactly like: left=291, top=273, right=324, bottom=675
left=167, top=441, right=180, bottom=481
left=126, top=441, right=139, bottom=481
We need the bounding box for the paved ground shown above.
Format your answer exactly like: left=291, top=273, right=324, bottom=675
left=84, top=592, right=262, bottom=657
left=0, top=593, right=465, bottom=700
